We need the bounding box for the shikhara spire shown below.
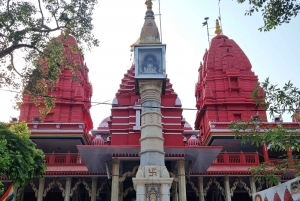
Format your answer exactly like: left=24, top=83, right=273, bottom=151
left=140, top=0, right=160, bottom=44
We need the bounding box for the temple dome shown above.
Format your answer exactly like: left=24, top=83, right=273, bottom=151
left=91, top=134, right=105, bottom=145
left=187, top=135, right=200, bottom=146
left=98, top=117, right=110, bottom=130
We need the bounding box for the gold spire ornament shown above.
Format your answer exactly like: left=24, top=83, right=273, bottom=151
left=215, top=19, right=222, bottom=36
left=145, top=0, right=152, bottom=10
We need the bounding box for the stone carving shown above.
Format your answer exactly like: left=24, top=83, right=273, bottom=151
left=256, top=179, right=265, bottom=192
left=122, top=187, right=135, bottom=198
left=119, top=166, right=139, bottom=182
left=187, top=178, right=199, bottom=197
left=70, top=178, right=92, bottom=197
left=203, top=177, right=225, bottom=198
left=96, top=179, right=107, bottom=197
left=136, top=167, right=144, bottom=178
left=29, top=180, right=39, bottom=198
left=169, top=172, right=179, bottom=182
left=230, top=177, right=252, bottom=197
left=43, top=178, right=65, bottom=198
left=148, top=168, right=157, bottom=177
left=141, top=112, right=162, bottom=127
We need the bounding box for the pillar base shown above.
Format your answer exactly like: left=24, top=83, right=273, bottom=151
left=132, top=177, right=173, bottom=201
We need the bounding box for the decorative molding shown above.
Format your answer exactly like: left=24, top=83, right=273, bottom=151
left=29, top=180, right=39, bottom=198
left=122, top=187, right=135, bottom=197
left=187, top=178, right=199, bottom=197
left=256, top=180, right=265, bottom=192
left=203, top=177, right=225, bottom=197
left=119, top=166, right=139, bottom=182
left=230, top=177, right=252, bottom=197
left=81, top=179, right=92, bottom=197
left=43, top=178, right=65, bottom=198
left=169, top=172, right=178, bottom=182
left=70, top=178, right=92, bottom=197
left=96, top=179, right=107, bottom=197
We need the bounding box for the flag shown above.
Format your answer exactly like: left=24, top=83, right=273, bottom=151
left=202, top=21, right=207, bottom=27
left=130, top=38, right=140, bottom=52
left=0, top=184, right=14, bottom=201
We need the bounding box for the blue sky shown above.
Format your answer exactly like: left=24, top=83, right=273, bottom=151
left=1, top=0, right=299, bottom=127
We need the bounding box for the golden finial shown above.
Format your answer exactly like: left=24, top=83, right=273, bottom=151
left=215, top=19, right=222, bottom=36
left=145, top=0, right=152, bottom=10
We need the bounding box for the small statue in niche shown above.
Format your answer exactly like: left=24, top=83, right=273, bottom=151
left=143, top=58, right=157, bottom=74
left=149, top=188, right=157, bottom=201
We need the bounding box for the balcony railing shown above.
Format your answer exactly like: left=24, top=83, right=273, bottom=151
left=212, top=152, right=260, bottom=165
left=45, top=152, right=85, bottom=166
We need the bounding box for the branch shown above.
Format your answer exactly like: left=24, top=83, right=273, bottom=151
left=9, top=53, right=24, bottom=77
left=0, top=44, right=34, bottom=59
left=37, top=0, right=45, bottom=27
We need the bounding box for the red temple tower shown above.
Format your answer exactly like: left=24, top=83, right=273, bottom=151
left=195, top=27, right=267, bottom=144
left=19, top=35, right=93, bottom=133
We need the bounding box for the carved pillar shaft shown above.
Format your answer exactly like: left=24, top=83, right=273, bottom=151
left=198, top=176, right=204, bottom=201
left=111, top=158, right=120, bottom=201
left=64, top=177, right=72, bottom=201
left=249, top=176, right=256, bottom=194
left=91, top=177, right=97, bottom=201
left=224, top=176, right=231, bottom=201
left=139, top=80, right=165, bottom=167
left=178, top=159, right=187, bottom=201
left=37, top=178, right=45, bottom=201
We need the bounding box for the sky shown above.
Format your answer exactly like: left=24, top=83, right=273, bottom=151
left=1, top=0, right=300, bottom=128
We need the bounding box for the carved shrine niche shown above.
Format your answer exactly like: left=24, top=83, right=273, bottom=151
left=146, top=184, right=160, bottom=201
left=138, top=49, right=163, bottom=75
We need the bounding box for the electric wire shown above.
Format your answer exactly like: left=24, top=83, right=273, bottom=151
left=0, top=88, right=294, bottom=112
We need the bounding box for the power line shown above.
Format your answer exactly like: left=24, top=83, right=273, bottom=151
left=0, top=88, right=295, bottom=112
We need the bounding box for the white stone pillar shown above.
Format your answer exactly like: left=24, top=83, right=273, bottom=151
left=91, top=177, right=97, bottom=201
left=249, top=176, right=256, bottom=194
left=111, top=158, right=120, bottom=201
left=178, top=159, right=187, bottom=201
left=64, top=177, right=72, bottom=201
left=198, top=176, right=204, bottom=201
left=37, top=178, right=45, bottom=201
left=224, top=176, right=231, bottom=201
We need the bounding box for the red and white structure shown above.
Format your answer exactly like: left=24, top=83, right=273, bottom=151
left=1, top=2, right=298, bottom=201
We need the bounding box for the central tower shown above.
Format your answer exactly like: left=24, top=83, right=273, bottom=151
left=132, top=1, right=173, bottom=200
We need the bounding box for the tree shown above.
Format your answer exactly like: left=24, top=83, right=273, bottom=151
left=229, top=78, right=300, bottom=187
left=236, top=0, right=300, bottom=31
left=0, top=0, right=99, bottom=113
left=0, top=122, right=46, bottom=198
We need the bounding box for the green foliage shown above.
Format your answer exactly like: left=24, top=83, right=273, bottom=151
left=229, top=78, right=300, bottom=187
left=236, top=0, right=300, bottom=31
left=0, top=0, right=99, bottom=114
left=0, top=122, right=46, bottom=192
left=253, top=78, right=300, bottom=117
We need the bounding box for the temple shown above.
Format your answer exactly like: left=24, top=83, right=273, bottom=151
left=1, top=1, right=298, bottom=201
